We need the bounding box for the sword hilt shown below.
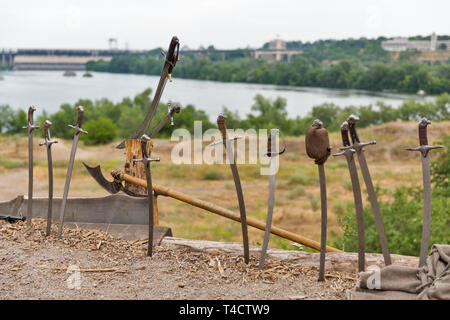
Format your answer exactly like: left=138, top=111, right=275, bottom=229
left=68, top=106, right=88, bottom=135
left=39, top=120, right=58, bottom=147
left=168, top=103, right=181, bottom=126
left=22, top=106, right=40, bottom=132
left=133, top=134, right=160, bottom=164
left=217, top=114, right=228, bottom=141
left=164, top=36, right=180, bottom=81
left=266, top=129, right=286, bottom=157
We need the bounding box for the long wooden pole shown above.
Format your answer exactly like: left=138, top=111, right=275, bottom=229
left=112, top=170, right=341, bottom=253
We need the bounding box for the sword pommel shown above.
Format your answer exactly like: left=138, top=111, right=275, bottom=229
left=340, top=121, right=351, bottom=147
left=347, top=115, right=360, bottom=144
left=217, top=114, right=228, bottom=141
left=419, top=118, right=431, bottom=146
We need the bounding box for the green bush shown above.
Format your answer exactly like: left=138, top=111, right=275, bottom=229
left=202, top=169, right=223, bottom=180
left=81, top=117, right=117, bottom=145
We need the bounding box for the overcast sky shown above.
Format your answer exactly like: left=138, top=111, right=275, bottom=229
left=1, top=0, right=448, bottom=50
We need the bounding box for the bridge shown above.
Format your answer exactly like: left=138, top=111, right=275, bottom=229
left=0, top=48, right=146, bottom=71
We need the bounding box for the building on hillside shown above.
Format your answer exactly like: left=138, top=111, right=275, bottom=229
left=254, top=39, right=303, bottom=62
left=381, top=32, right=450, bottom=51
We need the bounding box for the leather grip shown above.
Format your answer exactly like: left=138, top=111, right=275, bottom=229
left=27, top=106, right=36, bottom=125
left=76, top=106, right=84, bottom=128
left=348, top=122, right=360, bottom=144
left=141, top=134, right=151, bottom=159
left=167, top=36, right=180, bottom=74
left=267, top=134, right=272, bottom=154
left=419, top=122, right=429, bottom=146
left=341, top=122, right=351, bottom=147
left=217, top=115, right=227, bottom=141
left=44, top=120, right=52, bottom=140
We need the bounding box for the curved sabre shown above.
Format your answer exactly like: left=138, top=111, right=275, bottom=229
left=259, top=129, right=284, bottom=270
left=406, top=118, right=443, bottom=267
left=347, top=115, right=391, bottom=266
left=217, top=114, right=250, bottom=264
left=116, top=36, right=180, bottom=149
left=333, top=121, right=365, bottom=272
left=39, top=120, right=58, bottom=236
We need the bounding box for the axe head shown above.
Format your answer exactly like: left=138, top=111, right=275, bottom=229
left=83, top=162, right=146, bottom=197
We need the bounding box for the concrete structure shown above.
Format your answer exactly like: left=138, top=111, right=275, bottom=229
left=382, top=33, right=450, bottom=51
left=254, top=39, right=303, bottom=62
left=0, top=48, right=141, bottom=70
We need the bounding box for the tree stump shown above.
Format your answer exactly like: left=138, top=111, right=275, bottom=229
left=124, top=139, right=159, bottom=225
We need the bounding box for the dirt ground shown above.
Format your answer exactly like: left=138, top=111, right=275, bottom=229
left=0, top=219, right=356, bottom=300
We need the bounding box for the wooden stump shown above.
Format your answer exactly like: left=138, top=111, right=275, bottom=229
left=124, top=139, right=158, bottom=225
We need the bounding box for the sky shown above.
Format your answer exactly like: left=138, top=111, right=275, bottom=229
left=1, top=0, right=449, bottom=50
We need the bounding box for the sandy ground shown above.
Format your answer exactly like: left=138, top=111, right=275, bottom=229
left=0, top=219, right=356, bottom=300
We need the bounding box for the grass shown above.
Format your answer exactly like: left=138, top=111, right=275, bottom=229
left=202, top=169, right=223, bottom=180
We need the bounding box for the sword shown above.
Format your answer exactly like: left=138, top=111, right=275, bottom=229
left=133, top=134, right=160, bottom=256
left=148, top=104, right=181, bottom=139
left=259, top=129, right=285, bottom=270
left=116, top=36, right=180, bottom=149
left=57, top=106, right=88, bottom=238
left=39, top=120, right=58, bottom=236
left=347, top=114, right=391, bottom=266
left=22, top=106, right=39, bottom=227
left=213, top=114, right=250, bottom=264
left=333, top=121, right=365, bottom=272
left=406, top=118, right=443, bottom=267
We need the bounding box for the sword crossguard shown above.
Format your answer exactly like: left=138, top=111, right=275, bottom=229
left=333, top=148, right=356, bottom=157
left=266, top=129, right=286, bottom=157
left=134, top=134, right=160, bottom=164
left=39, top=120, right=58, bottom=147
left=209, top=136, right=242, bottom=147
left=406, top=145, right=444, bottom=158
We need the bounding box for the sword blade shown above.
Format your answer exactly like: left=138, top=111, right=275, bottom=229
left=318, top=163, right=327, bottom=281
left=116, top=65, right=170, bottom=149
left=46, top=146, right=54, bottom=236
left=27, top=133, right=33, bottom=227
left=259, top=158, right=276, bottom=270
left=356, top=151, right=392, bottom=265
left=148, top=109, right=172, bottom=139
left=346, top=155, right=365, bottom=272
left=144, top=163, right=155, bottom=257
left=419, top=155, right=431, bottom=267
left=225, top=142, right=250, bottom=264
left=57, top=134, right=80, bottom=238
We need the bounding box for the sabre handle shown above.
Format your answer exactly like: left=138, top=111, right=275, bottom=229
left=76, top=106, right=84, bottom=128
left=166, top=36, right=180, bottom=74
left=419, top=120, right=429, bottom=146
left=43, top=120, right=52, bottom=141
left=217, top=114, right=228, bottom=141
left=348, top=122, right=360, bottom=144
left=169, top=103, right=181, bottom=125
left=141, top=134, right=151, bottom=159
left=340, top=121, right=351, bottom=147
left=27, top=106, right=36, bottom=126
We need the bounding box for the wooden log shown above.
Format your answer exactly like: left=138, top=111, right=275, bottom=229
left=124, top=139, right=158, bottom=224
left=112, top=170, right=342, bottom=253
left=124, top=139, right=153, bottom=195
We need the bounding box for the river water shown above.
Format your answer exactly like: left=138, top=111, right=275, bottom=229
left=0, top=70, right=427, bottom=119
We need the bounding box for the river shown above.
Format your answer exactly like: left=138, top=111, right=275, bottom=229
left=0, top=70, right=428, bottom=119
